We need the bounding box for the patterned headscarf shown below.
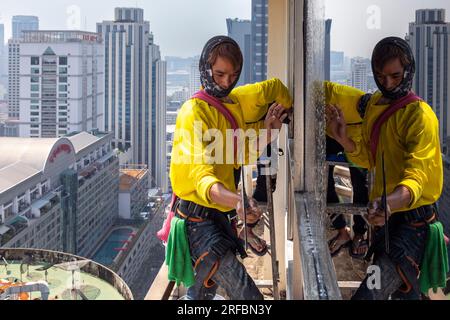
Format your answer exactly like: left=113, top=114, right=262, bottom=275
left=199, top=36, right=243, bottom=99
left=371, top=37, right=415, bottom=100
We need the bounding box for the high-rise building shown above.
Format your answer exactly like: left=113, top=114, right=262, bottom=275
left=325, top=19, right=332, bottom=81
left=251, top=0, right=268, bottom=83
left=7, top=39, right=21, bottom=119
left=0, top=24, right=7, bottom=99
left=153, top=57, right=167, bottom=192
left=189, top=61, right=200, bottom=97
left=98, top=8, right=167, bottom=191
left=0, top=24, right=4, bottom=54
left=16, top=31, right=104, bottom=138
left=226, top=18, right=252, bottom=86
left=407, top=9, right=450, bottom=142
left=12, top=16, right=39, bottom=39
left=330, top=51, right=344, bottom=70
left=351, top=57, right=368, bottom=92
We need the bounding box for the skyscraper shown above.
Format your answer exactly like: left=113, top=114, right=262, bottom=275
left=189, top=61, right=200, bottom=97
left=0, top=24, right=7, bottom=99
left=0, top=24, right=4, bottom=54
left=351, top=57, right=368, bottom=92
left=226, top=18, right=252, bottom=86
left=16, top=31, right=104, bottom=138
left=12, top=16, right=39, bottom=39
left=251, top=0, right=268, bottom=82
left=150, top=39, right=168, bottom=192
left=7, top=39, right=20, bottom=119
left=407, top=9, right=450, bottom=143
left=325, top=19, right=332, bottom=81
left=98, top=8, right=167, bottom=189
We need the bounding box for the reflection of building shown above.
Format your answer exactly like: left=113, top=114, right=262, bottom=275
left=407, top=9, right=450, bottom=143
left=16, top=31, right=104, bottom=138
left=0, top=131, right=118, bottom=258
left=227, top=18, right=252, bottom=85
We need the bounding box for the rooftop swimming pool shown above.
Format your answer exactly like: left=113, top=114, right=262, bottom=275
left=91, top=228, right=134, bottom=266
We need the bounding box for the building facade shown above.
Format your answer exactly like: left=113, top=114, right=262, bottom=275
left=226, top=18, right=252, bottom=86
left=407, top=9, right=450, bottom=143
left=0, top=131, right=118, bottom=258
left=8, top=39, right=20, bottom=119
left=351, top=57, right=368, bottom=92
left=251, top=0, right=268, bottom=82
left=98, top=8, right=167, bottom=191
left=12, top=16, right=39, bottom=40
left=15, top=31, right=104, bottom=138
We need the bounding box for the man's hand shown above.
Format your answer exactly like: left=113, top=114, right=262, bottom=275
left=236, top=197, right=263, bottom=225
left=265, top=103, right=289, bottom=142
left=366, top=199, right=391, bottom=227
left=326, top=104, right=347, bottom=142
left=325, top=104, right=356, bottom=152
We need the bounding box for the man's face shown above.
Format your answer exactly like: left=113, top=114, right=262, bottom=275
left=374, top=58, right=405, bottom=91
left=211, top=56, right=240, bottom=90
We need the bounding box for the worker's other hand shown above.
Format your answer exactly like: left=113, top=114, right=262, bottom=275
left=265, top=103, right=289, bottom=141
left=367, top=199, right=391, bottom=227
left=326, top=104, right=347, bottom=143
left=236, top=197, right=262, bottom=225
left=246, top=197, right=263, bottom=225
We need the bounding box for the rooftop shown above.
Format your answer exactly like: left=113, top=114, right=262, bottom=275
left=119, top=167, right=148, bottom=192
left=0, top=248, right=132, bottom=300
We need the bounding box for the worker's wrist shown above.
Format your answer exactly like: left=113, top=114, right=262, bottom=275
left=338, top=137, right=356, bottom=153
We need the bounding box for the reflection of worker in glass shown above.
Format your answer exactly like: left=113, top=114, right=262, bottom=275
left=326, top=137, right=369, bottom=259
left=326, top=37, right=445, bottom=300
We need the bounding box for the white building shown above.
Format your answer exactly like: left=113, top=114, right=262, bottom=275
left=351, top=57, right=368, bottom=92
left=189, top=61, right=200, bottom=97
left=98, top=8, right=167, bottom=192
left=16, top=31, right=104, bottom=138
left=407, top=9, right=450, bottom=143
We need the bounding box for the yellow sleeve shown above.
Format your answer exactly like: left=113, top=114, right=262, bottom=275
left=324, top=81, right=365, bottom=124
left=232, top=78, right=293, bottom=123
left=174, top=104, right=221, bottom=204
left=345, top=134, right=372, bottom=169
left=397, top=106, right=441, bottom=207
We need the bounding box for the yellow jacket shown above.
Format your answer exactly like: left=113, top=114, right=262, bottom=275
left=325, top=82, right=443, bottom=213
left=170, top=78, right=292, bottom=212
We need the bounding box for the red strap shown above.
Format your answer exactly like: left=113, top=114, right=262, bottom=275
left=192, top=90, right=238, bottom=159
left=370, top=92, right=421, bottom=162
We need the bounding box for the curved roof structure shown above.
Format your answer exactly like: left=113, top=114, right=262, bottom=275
left=0, top=133, right=102, bottom=194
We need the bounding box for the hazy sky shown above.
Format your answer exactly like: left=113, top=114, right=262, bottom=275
left=1, top=0, right=449, bottom=59
left=0, top=0, right=251, bottom=58
left=325, top=0, right=450, bottom=58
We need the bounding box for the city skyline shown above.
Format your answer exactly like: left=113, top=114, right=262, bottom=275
left=325, top=0, right=450, bottom=58
left=0, top=0, right=252, bottom=58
